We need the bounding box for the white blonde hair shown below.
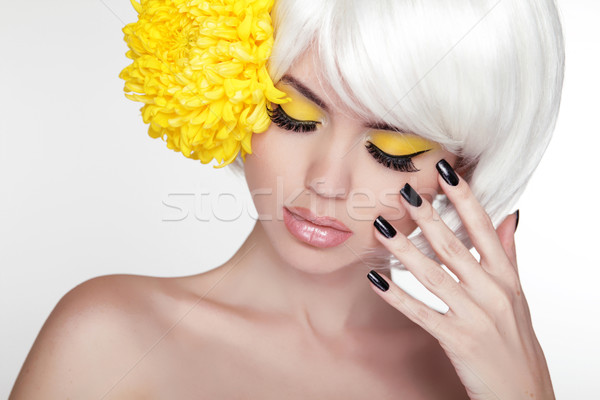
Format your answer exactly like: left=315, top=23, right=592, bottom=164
left=230, top=0, right=565, bottom=267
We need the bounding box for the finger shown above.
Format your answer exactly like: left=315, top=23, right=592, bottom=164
left=495, top=211, right=519, bottom=271
left=366, top=269, right=448, bottom=340
left=373, top=216, right=478, bottom=318
left=435, top=159, right=513, bottom=271
left=397, top=182, right=486, bottom=287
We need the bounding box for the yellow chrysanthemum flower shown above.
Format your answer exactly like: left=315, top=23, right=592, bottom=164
left=119, top=0, right=288, bottom=168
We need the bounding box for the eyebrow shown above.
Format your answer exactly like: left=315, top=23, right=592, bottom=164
left=364, top=121, right=411, bottom=134
left=280, top=74, right=410, bottom=134
left=280, top=75, right=330, bottom=112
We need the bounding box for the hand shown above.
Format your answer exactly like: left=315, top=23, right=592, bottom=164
left=367, top=159, right=555, bottom=400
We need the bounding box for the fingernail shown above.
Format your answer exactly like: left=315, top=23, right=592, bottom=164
left=400, top=183, right=422, bottom=207
left=514, top=209, right=520, bottom=232
left=367, top=270, right=389, bottom=292
left=374, top=216, right=397, bottom=239
left=436, top=159, right=459, bottom=186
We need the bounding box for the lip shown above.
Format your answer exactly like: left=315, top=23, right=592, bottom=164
left=283, top=206, right=353, bottom=248
left=285, top=206, right=352, bottom=232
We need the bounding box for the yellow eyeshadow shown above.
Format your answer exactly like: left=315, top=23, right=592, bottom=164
left=275, top=83, right=324, bottom=122
left=367, top=131, right=435, bottom=155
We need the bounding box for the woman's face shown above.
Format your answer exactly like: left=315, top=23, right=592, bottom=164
left=244, top=51, right=457, bottom=274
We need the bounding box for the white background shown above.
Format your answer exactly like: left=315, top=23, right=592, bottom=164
left=1, top=0, right=598, bottom=398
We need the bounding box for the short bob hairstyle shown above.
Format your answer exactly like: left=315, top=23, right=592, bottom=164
left=229, top=0, right=565, bottom=267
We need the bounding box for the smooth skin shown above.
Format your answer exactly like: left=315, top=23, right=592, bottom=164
left=370, top=169, right=555, bottom=399
left=11, top=48, right=552, bottom=398
left=10, top=47, right=553, bottom=397
left=10, top=51, right=471, bottom=399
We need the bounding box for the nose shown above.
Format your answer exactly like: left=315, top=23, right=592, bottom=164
left=304, top=134, right=354, bottom=200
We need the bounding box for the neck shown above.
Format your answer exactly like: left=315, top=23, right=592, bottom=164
left=214, top=222, right=411, bottom=339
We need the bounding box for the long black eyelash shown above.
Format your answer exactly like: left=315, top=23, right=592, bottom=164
left=267, top=104, right=319, bottom=133
left=365, top=142, right=430, bottom=173
left=267, top=104, right=427, bottom=173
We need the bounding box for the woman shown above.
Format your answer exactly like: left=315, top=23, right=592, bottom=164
left=9, top=0, right=564, bottom=398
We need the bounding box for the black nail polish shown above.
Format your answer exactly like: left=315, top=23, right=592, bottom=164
left=374, top=216, right=397, bottom=239
left=367, top=270, right=389, bottom=292
left=514, top=209, right=520, bottom=232
left=436, top=159, right=459, bottom=186
left=400, top=183, right=422, bottom=207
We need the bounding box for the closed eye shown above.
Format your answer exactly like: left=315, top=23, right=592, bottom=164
left=267, top=104, right=319, bottom=133
left=266, top=103, right=431, bottom=173
left=365, top=142, right=431, bottom=172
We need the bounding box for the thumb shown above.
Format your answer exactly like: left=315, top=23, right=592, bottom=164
left=496, top=210, right=519, bottom=269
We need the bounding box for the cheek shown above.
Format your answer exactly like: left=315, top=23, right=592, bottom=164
left=244, top=127, right=286, bottom=184
left=243, top=131, right=275, bottom=213
left=243, top=127, right=305, bottom=215
left=346, top=150, right=455, bottom=236
left=246, top=126, right=299, bottom=176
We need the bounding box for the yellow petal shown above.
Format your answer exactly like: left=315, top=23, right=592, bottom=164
left=237, top=10, right=252, bottom=41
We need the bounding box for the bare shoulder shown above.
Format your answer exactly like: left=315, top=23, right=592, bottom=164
left=9, top=274, right=197, bottom=400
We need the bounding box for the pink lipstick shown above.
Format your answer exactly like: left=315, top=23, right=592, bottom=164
left=283, top=206, right=353, bottom=248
